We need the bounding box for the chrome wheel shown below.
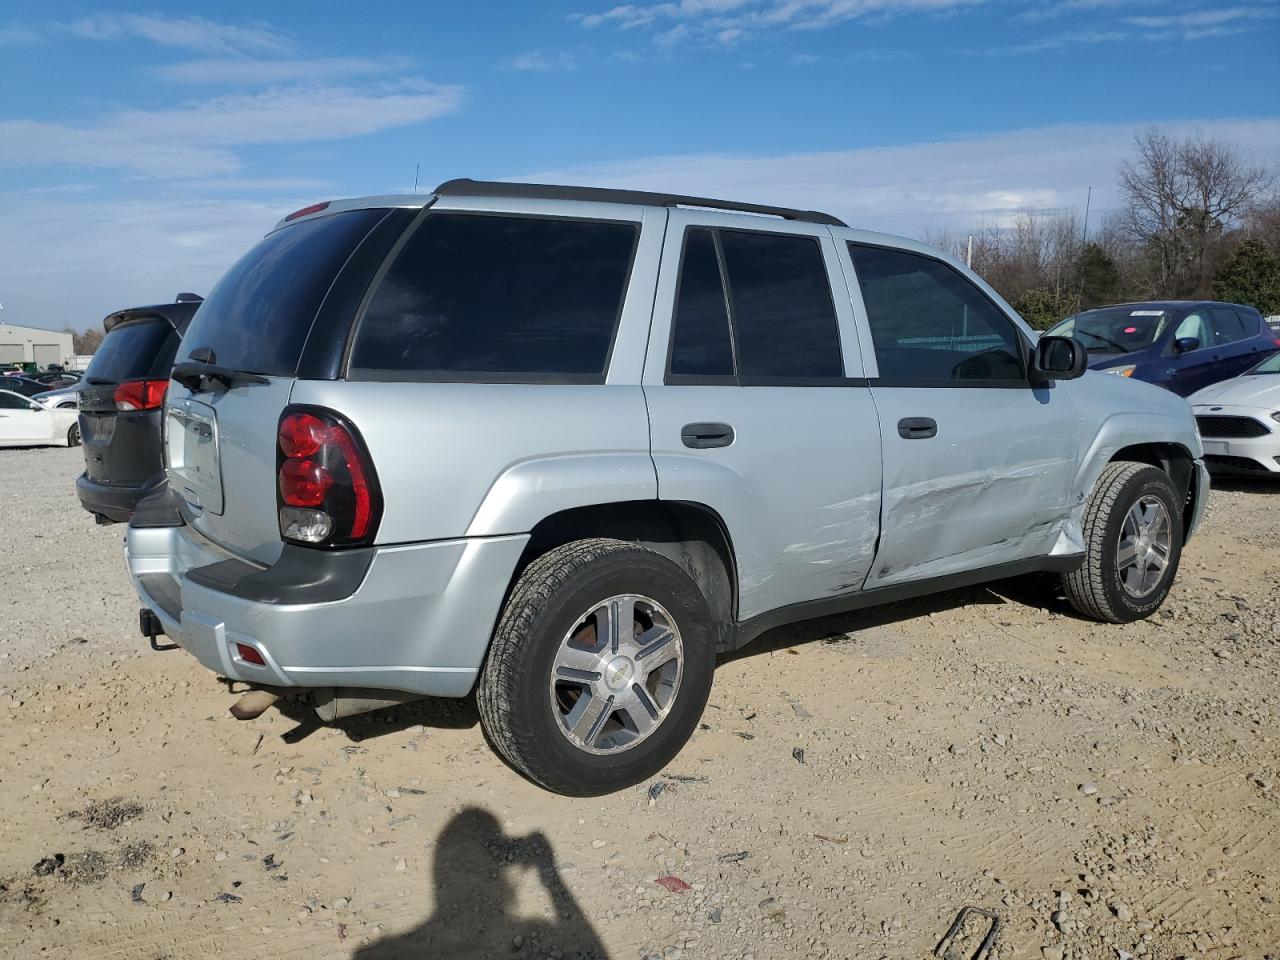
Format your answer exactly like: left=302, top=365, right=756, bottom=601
left=549, top=594, right=684, bottom=756
left=1116, top=495, right=1171, bottom=598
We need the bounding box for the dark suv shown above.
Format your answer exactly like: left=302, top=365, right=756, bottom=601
left=77, top=298, right=200, bottom=523
left=1047, top=300, right=1279, bottom=396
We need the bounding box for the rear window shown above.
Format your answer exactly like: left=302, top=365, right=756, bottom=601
left=85, top=319, right=178, bottom=383
left=348, top=212, right=638, bottom=382
left=181, top=209, right=386, bottom=377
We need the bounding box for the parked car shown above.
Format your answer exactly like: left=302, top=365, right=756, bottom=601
left=1046, top=300, right=1279, bottom=396
left=126, top=180, right=1209, bottom=795
left=76, top=298, right=201, bottom=523
left=0, top=388, right=81, bottom=447
left=32, top=382, right=84, bottom=409
left=0, top=375, right=49, bottom=398
left=1189, top=350, right=1280, bottom=476
left=29, top=370, right=80, bottom=387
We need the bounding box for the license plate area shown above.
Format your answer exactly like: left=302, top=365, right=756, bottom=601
left=165, top=398, right=224, bottom=514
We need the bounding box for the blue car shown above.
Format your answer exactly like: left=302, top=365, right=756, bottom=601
left=1046, top=300, right=1280, bottom=397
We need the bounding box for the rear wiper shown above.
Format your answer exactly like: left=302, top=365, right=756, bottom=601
left=171, top=361, right=270, bottom=392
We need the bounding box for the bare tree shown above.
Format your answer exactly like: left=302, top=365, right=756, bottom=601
left=1119, top=129, right=1272, bottom=297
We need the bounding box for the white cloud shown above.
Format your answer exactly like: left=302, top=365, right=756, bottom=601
left=0, top=196, right=288, bottom=331
left=576, top=0, right=989, bottom=42
left=152, top=56, right=406, bottom=86
left=0, top=24, right=41, bottom=46
left=65, top=13, right=290, bottom=56
left=501, top=51, right=577, bottom=72
left=519, top=117, right=1280, bottom=238
left=0, top=82, right=463, bottom=178
left=1122, top=5, right=1279, bottom=30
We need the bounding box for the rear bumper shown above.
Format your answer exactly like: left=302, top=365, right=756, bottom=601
left=76, top=472, right=165, bottom=523
left=126, top=519, right=528, bottom=698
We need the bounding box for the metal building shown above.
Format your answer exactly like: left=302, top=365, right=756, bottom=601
left=0, top=322, right=74, bottom=368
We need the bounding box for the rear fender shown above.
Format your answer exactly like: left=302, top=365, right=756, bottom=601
left=465, top=453, right=658, bottom=537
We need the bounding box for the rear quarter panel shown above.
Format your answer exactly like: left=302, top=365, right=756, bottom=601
left=288, top=381, right=657, bottom=542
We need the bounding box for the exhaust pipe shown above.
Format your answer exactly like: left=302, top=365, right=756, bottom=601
left=312, top=688, right=424, bottom=722
left=229, top=689, right=280, bottom=720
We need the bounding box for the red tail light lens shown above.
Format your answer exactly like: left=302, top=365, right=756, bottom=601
left=276, top=407, right=380, bottom=547
left=113, top=378, right=169, bottom=411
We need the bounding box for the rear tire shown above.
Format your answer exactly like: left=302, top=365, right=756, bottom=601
left=66, top=423, right=80, bottom=447
left=476, top=538, right=716, bottom=796
left=1062, top=461, right=1182, bottom=623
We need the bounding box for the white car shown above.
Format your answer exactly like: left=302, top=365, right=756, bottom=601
left=0, top=388, right=81, bottom=447
left=1190, top=351, right=1280, bottom=476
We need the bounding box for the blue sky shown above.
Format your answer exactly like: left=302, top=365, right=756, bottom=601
left=1, top=0, right=1277, bottom=330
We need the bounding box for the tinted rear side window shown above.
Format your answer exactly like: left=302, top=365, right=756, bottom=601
left=181, top=209, right=386, bottom=377
left=85, top=320, right=178, bottom=383
left=718, top=231, right=842, bottom=380
left=349, top=213, right=639, bottom=381
left=669, top=229, right=734, bottom=378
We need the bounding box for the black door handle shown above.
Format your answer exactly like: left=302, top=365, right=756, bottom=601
left=898, top=417, right=937, bottom=439
left=681, top=422, right=734, bottom=449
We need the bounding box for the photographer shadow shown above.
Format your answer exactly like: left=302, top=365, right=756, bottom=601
left=353, top=807, right=608, bottom=960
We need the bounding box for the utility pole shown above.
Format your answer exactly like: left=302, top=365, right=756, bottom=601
left=966, top=234, right=974, bottom=269
left=413, top=163, right=420, bottom=195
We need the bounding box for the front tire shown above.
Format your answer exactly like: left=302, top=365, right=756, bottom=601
left=1063, top=461, right=1183, bottom=623
left=66, top=423, right=81, bottom=447
left=476, top=538, right=716, bottom=796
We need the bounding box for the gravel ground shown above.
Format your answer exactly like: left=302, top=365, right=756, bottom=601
left=1, top=445, right=1278, bottom=960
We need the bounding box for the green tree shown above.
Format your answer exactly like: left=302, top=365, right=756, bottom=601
left=1011, top=288, right=1079, bottom=331
left=1212, top=239, right=1280, bottom=315
left=1075, top=243, right=1121, bottom=309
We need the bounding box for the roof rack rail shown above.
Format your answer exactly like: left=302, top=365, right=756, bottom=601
left=433, top=178, right=847, bottom=227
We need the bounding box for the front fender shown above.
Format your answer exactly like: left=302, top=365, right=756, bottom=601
left=1073, top=411, right=1202, bottom=501
left=465, top=453, right=658, bottom=537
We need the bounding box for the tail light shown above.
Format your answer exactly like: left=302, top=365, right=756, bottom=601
left=113, top=378, right=169, bottom=411
left=276, top=407, right=381, bottom=548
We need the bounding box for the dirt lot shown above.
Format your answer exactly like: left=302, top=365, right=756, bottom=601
left=1, top=446, right=1278, bottom=960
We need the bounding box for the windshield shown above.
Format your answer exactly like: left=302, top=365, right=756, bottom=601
left=1246, top=352, right=1280, bottom=375
left=1048, top=307, right=1171, bottom=355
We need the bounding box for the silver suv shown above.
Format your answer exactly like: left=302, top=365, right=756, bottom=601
left=127, top=179, right=1209, bottom=795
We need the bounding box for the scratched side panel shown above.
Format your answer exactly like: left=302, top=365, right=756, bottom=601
left=647, top=385, right=883, bottom=621
left=867, top=385, right=1081, bottom=587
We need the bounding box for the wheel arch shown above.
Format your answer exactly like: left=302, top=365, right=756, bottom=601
left=1107, top=441, right=1198, bottom=538
left=514, top=500, right=740, bottom=652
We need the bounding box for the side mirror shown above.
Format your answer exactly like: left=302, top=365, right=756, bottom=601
left=1174, top=336, right=1200, bottom=354
left=28, top=402, right=42, bottom=411
left=1032, top=335, right=1087, bottom=383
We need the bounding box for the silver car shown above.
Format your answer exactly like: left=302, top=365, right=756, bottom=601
left=126, top=179, right=1209, bottom=795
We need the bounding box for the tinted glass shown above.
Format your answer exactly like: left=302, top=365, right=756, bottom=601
left=351, top=213, right=637, bottom=380
left=669, top=229, right=733, bottom=377
left=182, top=209, right=385, bottom=377
left=849, top=244, right=1024, bottom=383
left=1048, top=308, right=1169, bottom=355
left=1234, top=310, right=1260, bottom=336
left=718, top=231, right=841, bottom=379
left=0, top=391, right=28, bottom=409
left=84, top=320, right=177, bottom=384
left=1210, top=308, right=1247, bottom=344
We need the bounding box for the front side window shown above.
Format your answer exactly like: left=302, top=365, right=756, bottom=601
left=350, top=213, right=638, bottom=381
left=0, top=391, right=29, bottom=409
left=1174, top=311, right=1209, bottom=347
left=848, top=244, right=1025, bottom=384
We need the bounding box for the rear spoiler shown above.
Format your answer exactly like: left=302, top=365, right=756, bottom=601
left=102, top=296, right=203, bottom=335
